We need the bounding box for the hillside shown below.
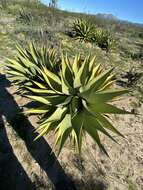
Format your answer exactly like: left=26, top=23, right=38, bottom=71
left=0, top=1, right=143, bottom=190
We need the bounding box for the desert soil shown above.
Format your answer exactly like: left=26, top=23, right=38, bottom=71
left=0, top=9, right=143, bottom=190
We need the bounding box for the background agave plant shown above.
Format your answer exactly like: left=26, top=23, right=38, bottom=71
left=71, top=19, right=117, bottom=51
left=93, top=29, right=116, bottom=52
left=24, top=52, right=131, bottom=156
left=6, top=43, right=59, bottom=89
left=72, top=19, right=95, bottom=42
left=17, top=8, right=33, bottom=24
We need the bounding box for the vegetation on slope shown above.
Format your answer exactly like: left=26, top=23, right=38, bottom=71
left=0, top=0, right=143, bottom=190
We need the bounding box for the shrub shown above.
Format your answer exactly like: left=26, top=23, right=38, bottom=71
left=72, top=19, right=95, bottom=42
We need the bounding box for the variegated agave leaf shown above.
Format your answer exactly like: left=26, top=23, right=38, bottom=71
left=25, top=53, right=132, bottom=156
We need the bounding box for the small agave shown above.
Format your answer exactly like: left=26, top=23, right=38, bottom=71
left=25, top=53, right=131, bottom=156
left=73, top=19, right=95, bottom=42
left=93, top=29, right=116, bottom=52
left=18, top=8, right=33, bottom=24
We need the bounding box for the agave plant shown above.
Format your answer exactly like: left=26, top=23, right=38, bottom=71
left=18, top=8, right=33, bottom=24
left=72, top=19, right=95, bottom=42
left=25, top=53, right=131, bottom=155
left=6, top=43, right=59, bottom=88
left=0, top=0, right=7, bottom=9
left=93, top=29, right=116, bottom=52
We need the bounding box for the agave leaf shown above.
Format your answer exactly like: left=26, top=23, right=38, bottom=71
left=9, top=76, right=27, bottom=82
left=25, top=86, right=57, bottom=95
left=16, top=44, right=28, bottom=58
left=61, top=54, right=73, bottom=94
left=25, top=106, right=49, bottom=114
left=29, top=42, right=38, bottom=64
left=26, top=95, right=51, bottom=105
left=74, top=55, right=90, bottom=88
left=84, top=112, right=117, bottom=143
left=87, top=68, right=113, bottom=91
left=71, top=96, right=79, bottom=114
left=35, top=122, right=49, bottom=132
left=46, top=95, right=68, bottom=106
left=7, top=70, right=25, bottom=77
left=41, top=107, right=67, bottom=125
left=34, top=123, right=51, bottom=140
left=99, top=74, right=115, bottom=89
left=57, top=127, right=72, bottom=156
left=32, top=81, right=47, bottom=89
left=28, top=95, right=68, bottom=106
left=65, top=54, right=73, bottom=74
left=87, top=102, right=131, bottom=114
left=36, top=121, right=58, bottom=136
left=55, top=114, right=72, bottom=154
left=80, top=55, right=91, bottom=84
left=72, top=54, right=80, bottom=76
left=58, top=96, right=72, bottom=107
left=72, top=111, right=84, bottom=153
left=17, top=55, right=34, bottom=68
left=60, top=71, right=70, bottom=94
left=95, top=113, right=124, bottom=137
left=40, top=68, right=62, bottom=93
left=43, top=67, right=61, bottom=85
left=88, top=64, right=101, bottom=82
left=6, top=59, right=26, bottom=74
left=81, top=89, right=129, bottom=103
left=89, top=55, right=96, bottom=71
left=84, top=114, right=109, bottom=156
left=99, top=80, right=115, bottom=91
left=81, top=68, right=113, bottom=93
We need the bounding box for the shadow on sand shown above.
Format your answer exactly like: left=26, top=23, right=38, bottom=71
left=0, top=74, right=76, bottom=190
left=0, top=114, right=36, bottom=190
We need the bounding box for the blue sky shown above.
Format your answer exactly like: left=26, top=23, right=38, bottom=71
left=41, top=0, right=143, bottom=24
